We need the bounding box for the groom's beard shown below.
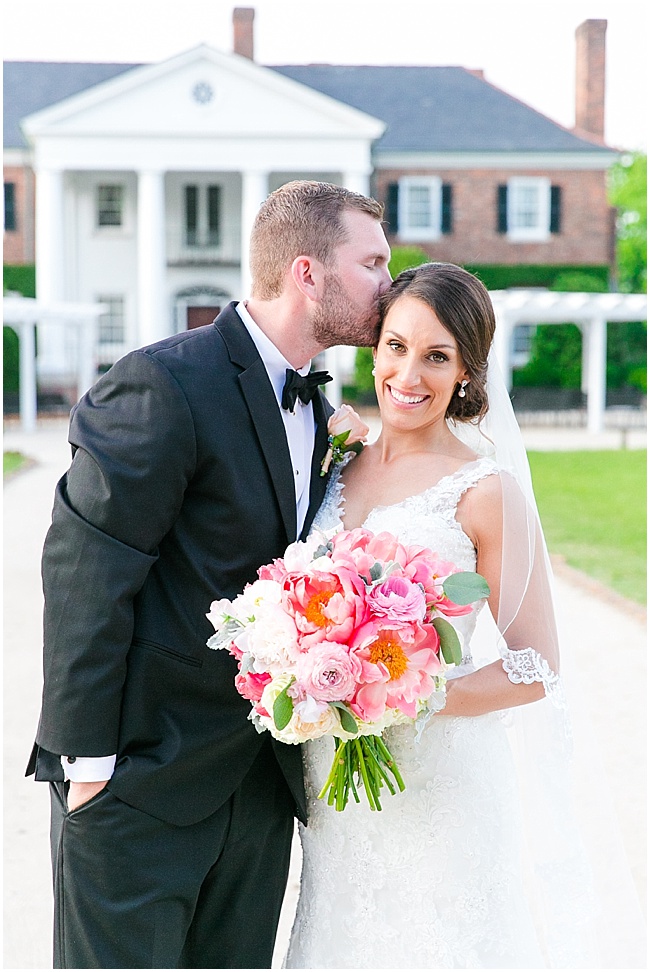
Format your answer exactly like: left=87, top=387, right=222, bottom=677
left=311, top=271, right=381, bottom=349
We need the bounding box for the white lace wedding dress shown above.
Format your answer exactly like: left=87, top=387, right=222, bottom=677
left=284, top=457, right=549, bottom=969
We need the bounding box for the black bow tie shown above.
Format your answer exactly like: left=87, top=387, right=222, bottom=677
left=281, top=369, right=332, bottom=412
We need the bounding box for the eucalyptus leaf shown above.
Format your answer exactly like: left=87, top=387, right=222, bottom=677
left=330, top=701, right=359, bottom=735
left=433, top=616, right=462, bottom=666
left=442, top=571, right=490, bottom=606
left=369, top=562, right=383, bottom=582
left=273, top=686, right=294, bottom=731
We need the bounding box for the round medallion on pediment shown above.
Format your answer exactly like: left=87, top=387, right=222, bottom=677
left=192, top=81, right=214, bottom=105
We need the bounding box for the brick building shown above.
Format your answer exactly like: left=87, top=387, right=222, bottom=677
left=3, top=13, right=618, bottom=392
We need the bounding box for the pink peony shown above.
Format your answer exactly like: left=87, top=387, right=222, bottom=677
left=282, top=568, right=367, bottom=648
left=366, top=575, right=427, bottom=626
left=295, top=642, right=361, bottom=702
left=349, top=624, right=442, bottom=721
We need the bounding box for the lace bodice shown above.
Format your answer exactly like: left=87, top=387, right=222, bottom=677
left=313, top=456, right=499, bottom=672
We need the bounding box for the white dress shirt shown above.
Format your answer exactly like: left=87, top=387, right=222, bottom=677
left=63, top=301, right=317, bottom=782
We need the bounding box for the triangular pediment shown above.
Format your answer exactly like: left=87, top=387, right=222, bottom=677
left=21, top=45, right=385, bottom=141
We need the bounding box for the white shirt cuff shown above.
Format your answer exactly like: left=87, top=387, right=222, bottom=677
left=61, top=755, right=116, bottom=782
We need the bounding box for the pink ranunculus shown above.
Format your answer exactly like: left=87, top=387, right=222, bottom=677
left=366, top=575, right=427, bottom=626
left=235, top=670, right=272, bottom=702
left=295, top=642, right=361, bottom=702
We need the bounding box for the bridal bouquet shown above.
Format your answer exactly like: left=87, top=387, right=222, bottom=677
left=207, top=528, right=489, bottom=811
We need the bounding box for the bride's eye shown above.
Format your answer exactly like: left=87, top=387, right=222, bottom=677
left=428, top=351, right=449, bottom=363
left=387, top=340, right=406, bottom=353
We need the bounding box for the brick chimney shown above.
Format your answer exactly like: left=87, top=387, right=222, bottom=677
left=574, top=19, right=607, bottom=141
left=233, top=7, right=255, bottom=60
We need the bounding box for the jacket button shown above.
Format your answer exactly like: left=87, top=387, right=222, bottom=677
left=66, top=756, right=77, bottom=764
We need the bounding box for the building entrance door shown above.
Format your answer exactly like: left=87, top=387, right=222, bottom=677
left=186, top=305, right=221, bottom=329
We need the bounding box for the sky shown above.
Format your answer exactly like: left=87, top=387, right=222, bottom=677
left=3, top=0, right=647, bottom=151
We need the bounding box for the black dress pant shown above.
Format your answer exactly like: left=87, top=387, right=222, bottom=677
left=49, top=746, right=295, bottom=969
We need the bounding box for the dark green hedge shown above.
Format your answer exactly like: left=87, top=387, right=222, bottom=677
left=3, top=264, right=36, bottom=297
left=463, top=264, right=610, bottom=291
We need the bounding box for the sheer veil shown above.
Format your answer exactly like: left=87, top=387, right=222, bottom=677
left=449, top=352, right=646, bottom=968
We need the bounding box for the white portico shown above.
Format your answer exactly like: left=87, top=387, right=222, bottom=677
left=20, top=45, right=384, bottom=389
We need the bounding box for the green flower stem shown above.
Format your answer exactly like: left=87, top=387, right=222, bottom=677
left=354, top=738, right=378, bottom=811
left=317, top=734, right=405, bottom=812
left=374, top=735, right=406, bottom=792
left=317, top=738, right=345, bottom=801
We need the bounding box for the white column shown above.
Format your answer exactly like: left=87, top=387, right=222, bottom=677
left=240, top=170, right=268, bottom=297
left=323, top=346, right=342, bottom=408
left=586, top=317, right=607, bottom=434
left=77, top=315, right=99, bottom=399
left=492, top=312, right=513, bottom=390
left=342, top=171, right=370, bottom=195
left=137, top=169, right=167, bottom=346
left=580, top=323, right=590, bottom=395
left=35, top=167, right=65, bottom=304
left=35, top=168, right=68, bottom=379
left=18, top=321, right=37, bottom=433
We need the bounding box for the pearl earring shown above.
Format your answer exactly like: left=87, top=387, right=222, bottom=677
left=371, top=363, right=377, bottom=376
left=458, top=380, right=468, bottom=398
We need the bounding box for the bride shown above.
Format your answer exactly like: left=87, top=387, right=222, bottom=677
left=284, top=263, right=645, bottom=969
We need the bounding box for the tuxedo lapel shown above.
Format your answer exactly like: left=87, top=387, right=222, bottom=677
left=216, top=305, right=297, bottom=544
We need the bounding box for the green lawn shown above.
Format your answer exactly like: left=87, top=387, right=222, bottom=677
left=3, top=451, right=26, bottom=477
left=528, top=450, right=647, bottom=605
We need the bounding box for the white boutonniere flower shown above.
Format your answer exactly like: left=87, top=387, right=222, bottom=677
left=320, top=404, right=370, bottom=477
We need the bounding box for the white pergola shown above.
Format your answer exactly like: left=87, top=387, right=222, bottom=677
left=489, top=290, right=647, bottom=433
left=3, top=296, right=107, bottom=432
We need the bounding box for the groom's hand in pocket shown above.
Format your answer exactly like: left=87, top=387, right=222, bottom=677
left=67, top=780, right=108, bottom=812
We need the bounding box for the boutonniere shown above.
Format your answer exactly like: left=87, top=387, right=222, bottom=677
left=320, top=404, right=370, bottom=477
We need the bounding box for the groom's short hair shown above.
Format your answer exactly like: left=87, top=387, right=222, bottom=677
left=249, top=180, right=384, bottom=299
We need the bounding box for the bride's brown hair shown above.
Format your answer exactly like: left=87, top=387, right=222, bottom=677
left=378, top=262, right=495, bottom=422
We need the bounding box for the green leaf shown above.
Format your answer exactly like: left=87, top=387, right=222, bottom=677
left=330, top=701, right=358, bottom=735
left=331, top=430, right=351, bottom=448
left=432, top=616, right=462, bottom=666
left=442, top=571, right=490, bottom=605
left=273, top=686, right=294, bottom=731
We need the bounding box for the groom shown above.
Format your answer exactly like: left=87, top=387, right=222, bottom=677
left=27, top=180, right=391, bottom=968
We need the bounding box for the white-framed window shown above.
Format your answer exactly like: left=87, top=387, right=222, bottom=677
left=184, top=184, right=222, bottom=247
left=97, top=295, right=126, bottom=347
left=397, top=177, right=443, bottom=241
left=506, top=177, right=551, bottom=242
left=96, top=184, right=124, bottom=228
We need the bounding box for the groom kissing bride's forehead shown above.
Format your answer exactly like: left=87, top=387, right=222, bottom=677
left=28, top=179, right=392, bottom=970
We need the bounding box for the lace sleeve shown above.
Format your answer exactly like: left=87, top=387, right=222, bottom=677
left=500, top=646, right=567, bottom=708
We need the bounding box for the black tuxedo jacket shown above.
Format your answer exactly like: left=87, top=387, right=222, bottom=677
left=28, top=303, right=332, bottom=826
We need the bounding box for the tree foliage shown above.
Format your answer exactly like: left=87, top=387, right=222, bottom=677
left=608, top=151, right=647, bottom=293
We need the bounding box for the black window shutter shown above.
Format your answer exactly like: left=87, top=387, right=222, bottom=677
left=441, top=184, right=453, bottom=234
left=497, top=185, right=508, bottom=233
left=550, top=185, right=562, bottom=233
left=4, top=182, right=16, bottom=231
left=385, top=183, right=399, bottom=234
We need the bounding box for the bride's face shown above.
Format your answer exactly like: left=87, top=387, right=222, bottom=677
left=374, top=295, right=469, bottom=431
